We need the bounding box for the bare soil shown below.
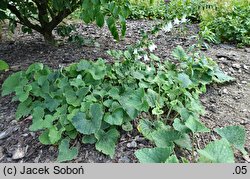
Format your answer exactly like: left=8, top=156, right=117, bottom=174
left=0, top=20, right=249, bottom=163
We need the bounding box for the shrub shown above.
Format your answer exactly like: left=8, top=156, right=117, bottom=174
left=200, top=0, right=250, bottom=46
left=166, top=0, right=250, bottom=46
left=0, top=0, right=130, bottom=44
left=128, top=0, right=166, bottom=19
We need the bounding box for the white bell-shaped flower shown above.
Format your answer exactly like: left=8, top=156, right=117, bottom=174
left=148, top=43, right=157, bottom=52
left=181, top=15, right=187, bottom=23
left=163, top=21, right=173, bottom=32
left=133, top=49, right=138, bottom=55
left=136, top=55, right=142, bottom=60
left=174, top=18, right=180, bottom=25
left=143, top=54, right=150, bottom=61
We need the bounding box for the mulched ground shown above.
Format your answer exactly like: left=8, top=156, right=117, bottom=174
left=0, top=20, right=249, bottom=163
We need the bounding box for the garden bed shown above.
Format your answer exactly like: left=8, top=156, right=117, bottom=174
left=0, top=20, right=249, bottom=163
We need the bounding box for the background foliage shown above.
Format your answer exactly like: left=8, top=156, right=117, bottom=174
left=166, top=0, right=250, bottom=46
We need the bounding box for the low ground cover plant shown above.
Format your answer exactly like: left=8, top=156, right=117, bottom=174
left=2, top=22, right=247, bottom=162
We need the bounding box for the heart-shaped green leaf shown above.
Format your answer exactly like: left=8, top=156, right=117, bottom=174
left=104, top=108, right=124, bottom=125
left=135, top=147, right=173, bottom=163
left=198, top=139, right=234, bottom=163
left=95, top=128, right=120, bottom=158
left=72, top=103, right=103, bottom=135
left=215, top=126, right=247, bottom=156
left=57, top=138, right=78, bottom=162
left=185, top=116, right=210, bottom=133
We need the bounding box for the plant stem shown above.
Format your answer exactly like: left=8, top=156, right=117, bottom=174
left=191, top=133, right=195, bottom=163
left=166, top=106, right=172, bottom=120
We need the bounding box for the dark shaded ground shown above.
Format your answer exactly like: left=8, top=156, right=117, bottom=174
left=0, top=20, right=249, bottom=163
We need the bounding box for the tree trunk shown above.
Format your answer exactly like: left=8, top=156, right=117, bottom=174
left=43, top=30, right=56, bottom=45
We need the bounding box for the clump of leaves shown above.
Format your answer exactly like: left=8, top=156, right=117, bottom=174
left=166, top=0, right=250, bottom=46
left=128, top=0, right=166, bottom=19
left=199, top=0, right=250, bottom=46
left=165, top=0, right=207, bottom=21
left=1, top=11, right=245, bottom=162
left=1, top=42, right=238, bottom=162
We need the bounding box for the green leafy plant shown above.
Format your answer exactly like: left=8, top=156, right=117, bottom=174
left=0, top=0, right=130, bottom=44
left=199, top=0, right=250, bottom=46
left=1, top=42, right=238, bottom=162
left=136, top=122, right=247, bottom=163
left=128, top=0, right=166, bottom=19
left=165, top=0, right=207, bottom=21
left=166, top=0, right=250, bottom=46
left=1, top=16, right=245, bottom=163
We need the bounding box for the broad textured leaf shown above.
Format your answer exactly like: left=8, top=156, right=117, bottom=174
left=64, top=89, right=81, bottom=107
left=172, top=46, right=188, bottom=61
left=119, top=95, right=139, bottom=119
left=213, top=67, right=235, bottom=83
left=104, top=108, right=124, bottom=125
left=77, top=60, right=91, bottom=71
left=151, top=129, right=186, bottom=148
left=174, top=133, right=192, bottom=150
left=15, top=98, right=32, bottom=120
left=178, top=73, right=192, bottom=88
left=48, top=126, right=64, bottom=144
left=120, top=88, right=149, bottom=113
left=39, top=130, right=51, bottom=145
left=69, top=75, right=86, bottom=88
left=95, top=128, right=120, bottom=158
left=185, top=116, right=210, bottom=133
left=215, top=126, right=247, bottom=156
left=82, top=135, right=97, bottom=144
left=138, top=119, right=170, bottom=141
left=146, top=89, right=162, bottom=108
left=165, top=155, right=179, bottom=163
left=198, top=139, right=234, bottom=163
left=29, top=107, right=45, bottom=131
left=137, top=119, right=155, bottom=140
left=66, top=130, right=78, bottom=139
left=131, top=71, right=144, bottom=80
left=107, top=87, right=120, bottom=100
left=87, top=60, right=106, bottom=80
left=1, top=71, right=24, bottom=96
left=15, top=85, right=32, bottom=102
left=44, top=97, right=60, bottom=112
left=26, top=63, right=43, bottom=74
left=72, top=103, right=103, bottom=134
left=173, top=118, right=190, bottom=133
left=57, top=138, right=78, bottom=162
left=135, top=147, right=173, bottom=163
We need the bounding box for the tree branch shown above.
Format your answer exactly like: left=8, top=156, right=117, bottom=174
left=7, top=4, right=42, bottom=33
left=47, top=0, right=82, bottom=31
left=33, top=0, right=49, bottom=28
